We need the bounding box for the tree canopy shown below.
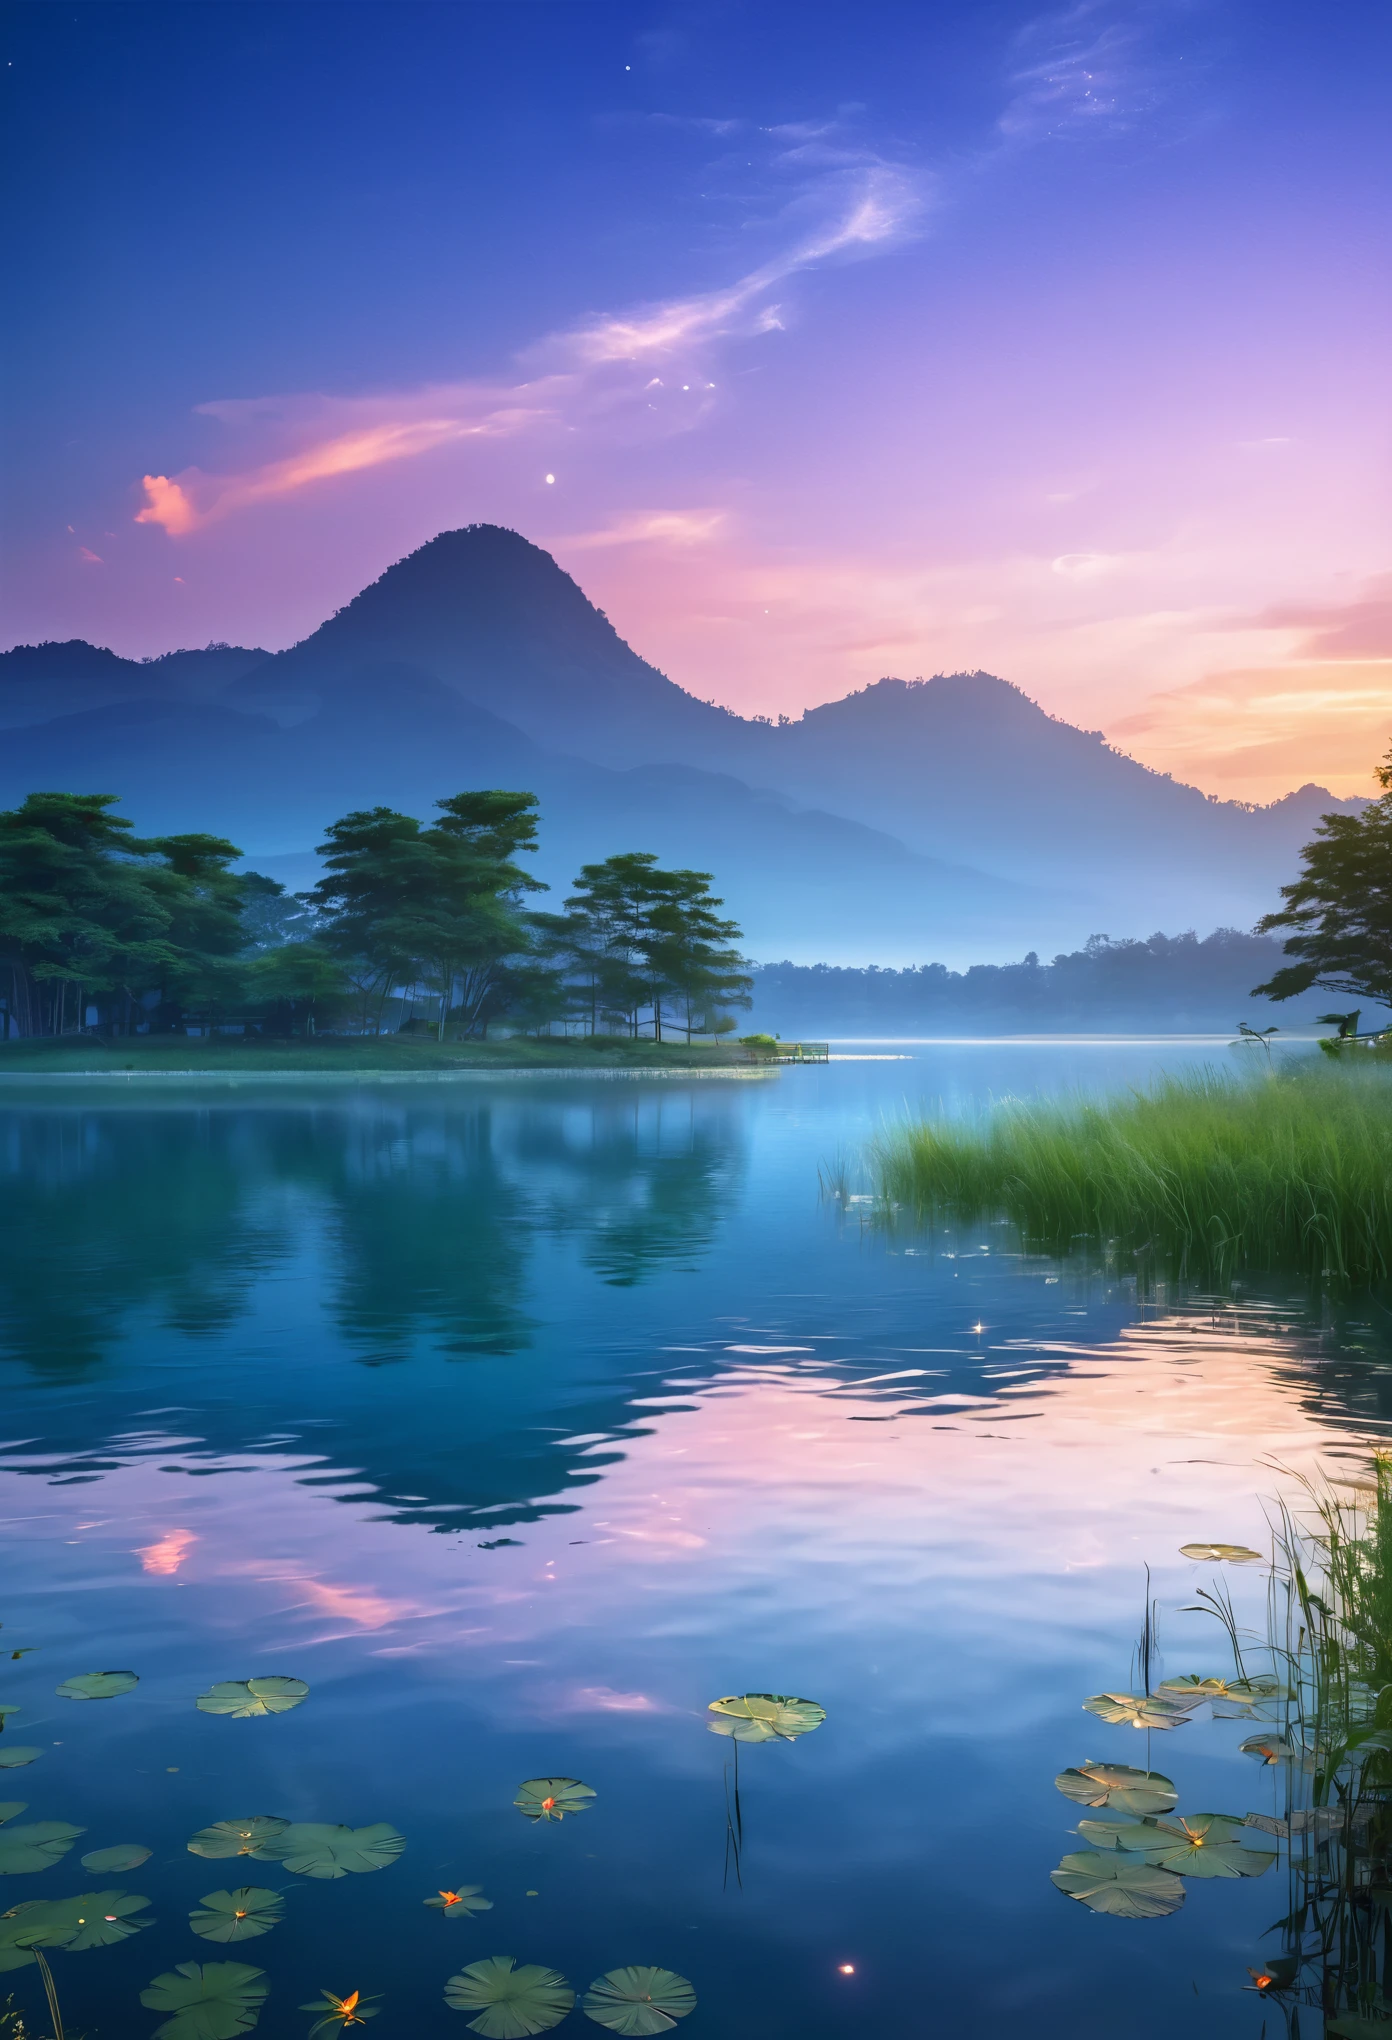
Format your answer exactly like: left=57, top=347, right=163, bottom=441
left=0, top=787, right=752, bottom=1046
left=1254, top=757, right=1392, bottom=1006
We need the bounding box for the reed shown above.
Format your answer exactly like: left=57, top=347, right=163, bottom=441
left=873, top=1063, right=1392, bottom=1285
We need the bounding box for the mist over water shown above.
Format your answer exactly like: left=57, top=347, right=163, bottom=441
left=1, top=1046, right=1385, bottom=2036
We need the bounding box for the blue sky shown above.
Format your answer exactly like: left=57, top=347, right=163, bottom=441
left=3, top=0, right=1389, bottom=797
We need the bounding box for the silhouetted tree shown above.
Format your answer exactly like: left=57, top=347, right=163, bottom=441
left=1254, top=752, right=1392, bottom=1006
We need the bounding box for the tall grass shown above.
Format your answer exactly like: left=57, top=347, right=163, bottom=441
left=872, top=1064, right=1392, bottom=1285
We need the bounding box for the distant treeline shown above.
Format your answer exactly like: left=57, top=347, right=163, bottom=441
left=748, top=930, right=1363, bottom=1035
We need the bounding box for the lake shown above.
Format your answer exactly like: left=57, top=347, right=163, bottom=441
left=1, top=1042, right=1383, bottom=2038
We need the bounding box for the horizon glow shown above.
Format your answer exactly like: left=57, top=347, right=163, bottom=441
left=2, top=0, right=1389, bottom=802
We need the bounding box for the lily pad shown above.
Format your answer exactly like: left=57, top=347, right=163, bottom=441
left=1075, top=1816, right=1164, bottom=1852
left=195, top=1678, right=308, bottom=1719
left=1055, top=1762, right=1179, bottom=1816
left=1240, top=1733, right=1299, bottom=1765
left=706, top=1694, right=825, bottom=1742
left=426, top=1886, right=494, bottom=1919
left=45, top=1888, right=155, bottom=1949
left=1142, top=1813, right=1276, bottom=1878
left=0, top=1806, right=25, bottom=1824
left=582, top=1967, right=696, bottom=2035
left=189, top=1888, right=284, bottom=1943
left=1050, top=1849, right=1185, bottom=1918
left=55, top=1671, right=139, bottom=1700
left=445, top=1957, right=575, bottom=2037
left=140, top=1959, right=269, bottom=2040
left=0, top=1819, right=84, bottom=1874
left=256, top=1821, right=404, bottom=1878
left=81, top=1843, right=152, bottom=1873
left=514, top=1780, right=596, bottom=1823
left=1082, top=1691, right=1192, bottom=1730
left=187, top=1818, right=289, bottom=1861
left=0, top=1708, right=19, bottom=1730
left=0, top=1750, right=41, bottom=1770
left=1156, top=1674, right=1243, bottom=1701
left=1178, top=1542, right=1263, bottom=1564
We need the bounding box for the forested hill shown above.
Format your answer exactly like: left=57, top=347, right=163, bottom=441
left=747, top=930, right=1377, bottom=1035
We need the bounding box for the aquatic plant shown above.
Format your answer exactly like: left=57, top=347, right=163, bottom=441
left=196, top=1678, right=309, bottom=1718
left=872, top=1063, right=1392, bottom=1284
left=425, top=1887, right=493, bottom=1919
left=141, top=1959, right=269, bottom=2040
left=189, top=1889, right=285, bottom=1942
left=513, top=1780, right=595, bottom=1823
left=300, top=1987, right=381, bottom=2036
left=0, top=1812, right=83, bottom=1876
left=257, top=1823, right=404, bottom=1879
left=1049, top=1850, right=1184, bottom=1917
left=581, top=1967, right=695, bottom=2034
left=444, top=1957, right=575, bottom=2036
left=1053, top=1762, right=1178, bottom=1815
left=0, top=1759, right=38, bottom=1775
left=79, top=1843, right=150, bottom=1873
left=1080, top=1691, right=1192, bottom=1730
left=54, top=1672, right=138, bottom=1700
left=705, top=1694, right=825, bottom=1742
left=187, top=1818, right=289, bottom=1860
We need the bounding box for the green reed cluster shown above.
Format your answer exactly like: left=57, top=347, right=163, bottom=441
left=872, top=1064, right=1392, bottom=1285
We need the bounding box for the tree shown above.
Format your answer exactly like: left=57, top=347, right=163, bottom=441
left=0, top=793, right=175, bottom=1036
left=1253, top=757, right=1392, bottom=1006
left=539, top=853, right=750, bottom=1041
left=304, top=793, right=545, bottom=1039
left=142, top=832, right=249, bottom=1029
left=244, top=943, right=348, bottom=1035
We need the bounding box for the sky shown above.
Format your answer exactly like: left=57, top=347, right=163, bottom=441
left=2, top=0, right=1389, bottom=802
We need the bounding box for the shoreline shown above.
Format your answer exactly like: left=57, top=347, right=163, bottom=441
left=0, top=1064, right=780, bottom=1088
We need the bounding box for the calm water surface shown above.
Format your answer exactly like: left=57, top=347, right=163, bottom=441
left=2, top=1043, right=1388, bottom=2038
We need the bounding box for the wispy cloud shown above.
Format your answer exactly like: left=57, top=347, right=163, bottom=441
left=133, top=150, right=922, bottom=537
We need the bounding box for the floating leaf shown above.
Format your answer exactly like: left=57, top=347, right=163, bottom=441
left=1142, top=1813, right=1276, bottom=1878
left=0, top=1750, right=40, bottom=1770
left=1157, top=1674, right=1245, bottom=1702
left=445, top=1957, right=575, bottom=2037
left=55, top=1671, right=139, bottom=1700
left=188, top=1818, right=290, bottom=1861
left=1055, top=1762, right=1178, bottom=1816
left=300, top=1987, right=381, bottom=2037
left=514, top=1780, right=596, bottom=1823
left=582, top=1966, right=696, bottom=2035
left=1178, top=1542, right=1263, bottom=1564
left=1082, top=1692, right=1192, bottom=1730
left=426, top=1886, right=493, bottom=1919
left=1240, top=1734, right=1299, bottom=1765
left=1050, top=1849, right=1185, bottom=1918
left=0, top=1806, right=25, bottom=1825
left=1075, top=1816, right=1164, bottom=1852
left=43, top=1888, right=155, bottom=1949
left=140, top=1959, right=269, bottom=2040
left=257, top=1822, right=404, bottom=1879
left=81, top=1842, right=152, bottom=1873
left=196, top=1678, right=309, bottom=1719
left=0, top=1708, right=19, bottom=1731
left=190, top=1888, right=284, bottom=1943
left=0, top=1820, right=84, bottom=1874
left=706, top=1694, right=825, bottom=1743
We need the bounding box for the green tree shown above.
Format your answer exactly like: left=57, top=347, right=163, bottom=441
left=143, top=832, right=249, bottom=1029
left=1254, top=756, right=1392, bottom=1006
left=305, top=793, right=545, bottom=1039
left=0, top=792, right=174, bottom=1036
left=540, top=853, right=750, bottom=1042
left=244, top=943, right=348, bottom=1035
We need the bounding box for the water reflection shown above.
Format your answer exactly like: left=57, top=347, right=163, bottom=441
left=3, top=1059, right=1392, bottom=2039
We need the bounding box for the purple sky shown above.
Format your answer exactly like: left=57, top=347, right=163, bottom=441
left=3, top=0, right=1389, bottom=798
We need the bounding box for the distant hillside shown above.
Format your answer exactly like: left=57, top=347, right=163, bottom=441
left=0, top=525, right=1362, bottom=963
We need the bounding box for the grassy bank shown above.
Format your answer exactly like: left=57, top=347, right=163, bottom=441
left=873, top=1064, right=1392, bottom=1285
left=0, top=1034, right=766, bottom=1076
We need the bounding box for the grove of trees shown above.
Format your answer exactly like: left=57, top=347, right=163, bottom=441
left=0, top=788, right=753, bottom=1042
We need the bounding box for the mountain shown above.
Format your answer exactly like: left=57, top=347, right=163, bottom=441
left=0, top=525, right=1361, bottom=962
